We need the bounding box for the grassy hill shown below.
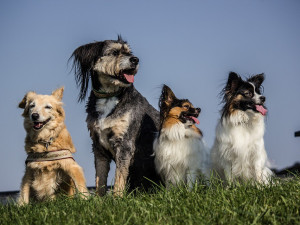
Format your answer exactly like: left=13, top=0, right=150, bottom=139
left=1, top=177, right=299, bottom=225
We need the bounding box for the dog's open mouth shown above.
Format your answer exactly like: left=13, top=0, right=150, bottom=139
left=33, top=118, right=51, bottom=130
left=180, top=113, right=200, bottom=124
left=119, top=69, right=136, bottom=84
left=243, top=101, right=267, bottom=116
left=186, top=115, right=200, bottom=124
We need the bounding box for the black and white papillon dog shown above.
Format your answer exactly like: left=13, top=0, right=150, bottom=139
left=210, top=72, right=273, bottom=184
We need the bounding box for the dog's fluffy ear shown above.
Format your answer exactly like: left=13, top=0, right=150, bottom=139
left=159, top=85, right=177, bottom=123
left=52, top=87, right=64, bottom=101
left=160, top=85, right=177, bottom=107
left=18, top=91, right=36, bottom=109
left=226, top=72, right=242, bottom=93
left=220, top=72, right=242, bottom=104
left=247, top=73, right=265, bottom=87
left=70, top=41, right=104, bottom=102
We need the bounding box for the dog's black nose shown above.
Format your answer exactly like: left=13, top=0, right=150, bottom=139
left=130, top=57, right=139, bottom=65
left=260, top=96, right=266, bottom=103
left=31, top=113, right=39, bottom=121
left=195, top=108, right=201, bottom=116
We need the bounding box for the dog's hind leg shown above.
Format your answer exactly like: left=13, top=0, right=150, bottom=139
left=94, top=147, right=111, bottom=196
left=60, top=176, right=76, bottom=196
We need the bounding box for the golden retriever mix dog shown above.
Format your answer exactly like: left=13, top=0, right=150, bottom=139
left=18, top=87, right=89, bottom=204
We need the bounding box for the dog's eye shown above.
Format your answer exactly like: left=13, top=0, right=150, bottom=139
left=183, top=105, right=190, bottom=109
left=45, top=105, right=52, bottom=109
left=244, top=91, right=253, bottom=98
left=112, top=50, right=119, bottom=56
left=29, top=104, right=35, bottom=108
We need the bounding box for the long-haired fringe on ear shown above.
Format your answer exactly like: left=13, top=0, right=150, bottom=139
left=69, top=42, right=104, bottom=102
left=219, top=71, right=242, bottom=104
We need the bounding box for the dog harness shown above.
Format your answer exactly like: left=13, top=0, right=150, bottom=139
left=25, top=150, right=74, bottom=164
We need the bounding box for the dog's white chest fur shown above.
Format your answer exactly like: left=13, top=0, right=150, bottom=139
left=154, top=123, right=208, bottom=187
left=93, top=97, right=130, bottom=155
left=96, top=97, right=119, bottom=121
left=94, top=97, right=118, bottom=151
left=211, top=112, right=272, bottom=183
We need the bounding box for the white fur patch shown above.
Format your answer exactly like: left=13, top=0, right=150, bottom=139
left=154, top=123, right=208, bottom=187
left=95, top=97, right=119, bottom=118
left=93, top=97, right=131, bottom=156
left=249, top=82, right=262, bottom=104
left=210, top=111, right=273, bottom=184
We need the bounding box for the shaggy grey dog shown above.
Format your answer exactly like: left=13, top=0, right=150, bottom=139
left=70, top=36, right=161, bottom=196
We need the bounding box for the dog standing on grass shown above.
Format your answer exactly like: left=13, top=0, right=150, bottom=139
left=70, top=36, right=161, bottom=196
left=154, top=85, right=208, bottom=188
left=18, top=87, right=89, bottom=204
left=210, top=72, right=273, bottom=184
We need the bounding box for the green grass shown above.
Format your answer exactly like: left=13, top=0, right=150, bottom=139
left=1, top=178, right=300, bottom=225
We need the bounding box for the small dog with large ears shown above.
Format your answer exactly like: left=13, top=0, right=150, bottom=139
left=154, top=85, right=208, bottom=188
left=210, top=72, right=273, bottom=184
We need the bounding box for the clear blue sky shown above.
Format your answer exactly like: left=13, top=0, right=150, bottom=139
left=0, top=0, right=299, bottom=191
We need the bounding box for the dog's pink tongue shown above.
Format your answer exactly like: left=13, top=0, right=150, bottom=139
left=255, top=105, right=267, bottom=116
left=189, top=116, right=200, bottom=124
left=123, top=74, right=134, bottom=83
left=34, top=122, right=43, bottom=128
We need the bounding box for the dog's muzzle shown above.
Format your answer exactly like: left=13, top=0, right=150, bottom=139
left=31, top=114, right=51, bottom=130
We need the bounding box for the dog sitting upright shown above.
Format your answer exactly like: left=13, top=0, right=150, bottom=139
left=154, top=85, right=208, bottom=188
left=18, top=87, right=89, bottom=204
left=70, top=36, right=161, bottom=196
left=210, top=72, right=273, bottom=184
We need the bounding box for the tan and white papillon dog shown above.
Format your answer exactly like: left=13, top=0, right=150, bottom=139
left=154, top=85, right=208, bottom=188
left=210, top=72, right=273, bottom=184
